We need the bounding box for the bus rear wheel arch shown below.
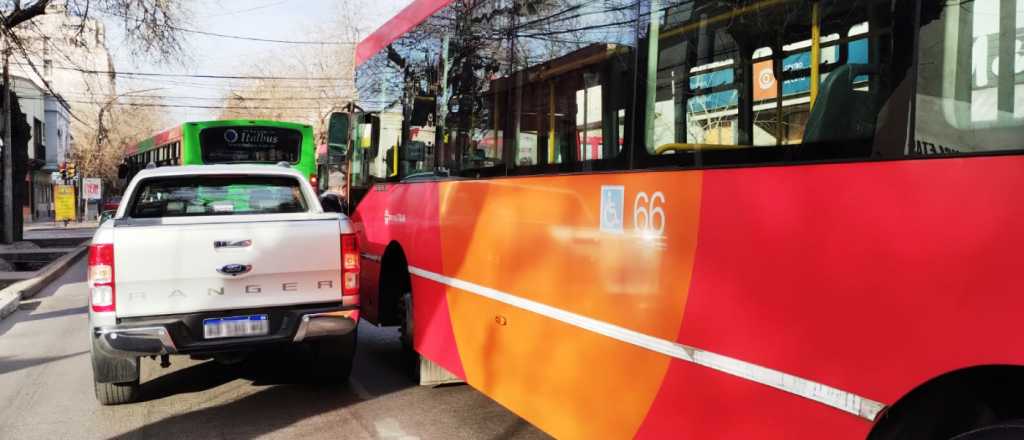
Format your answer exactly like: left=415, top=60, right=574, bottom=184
left=377, top=242, right=418, bottom=378
left=378, top=242, right=412, bottom=328
left=868, top=366, right=1024, bottom=440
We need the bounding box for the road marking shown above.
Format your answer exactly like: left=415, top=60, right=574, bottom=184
left=408, top=265, right=886, bottom=421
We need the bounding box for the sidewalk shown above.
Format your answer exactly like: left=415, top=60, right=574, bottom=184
left=25, top=220, right=100, bottom=230
left=23, top=222, right=98, bottom=240
left=0, top=225, right=94, bottom=320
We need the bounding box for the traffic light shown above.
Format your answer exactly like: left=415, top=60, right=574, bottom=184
left=58, top=162, right=67, bottom=180
left=67, top=162, right=76, bottom=179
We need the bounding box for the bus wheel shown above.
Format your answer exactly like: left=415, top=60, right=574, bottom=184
left=398, top=292, right=419, bottom=382
left=951, top=421, right=1024, bottom=440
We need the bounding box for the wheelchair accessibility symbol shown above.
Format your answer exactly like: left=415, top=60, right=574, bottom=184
left=600, top=185, right=624, bottom=233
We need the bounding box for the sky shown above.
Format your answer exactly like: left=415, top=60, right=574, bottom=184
left=102, top=0, right=412, bottom=123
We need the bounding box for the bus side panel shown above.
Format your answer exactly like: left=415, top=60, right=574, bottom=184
left=299, top=126, right=316, bottom=179
left=354, top=181, right=467, bottom=378
left=436, top=174, right=703, bottom=439
left=636, top=358, right=870, bottom=439
left=396, top=182, right=466, bottom=377
left=180, top=124, right=202, bottom=165
left=675, top=155, right=1024, bottom=409
left=353, top=184, right=399, bottom=323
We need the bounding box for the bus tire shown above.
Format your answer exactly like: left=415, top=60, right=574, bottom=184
left=311, top=329, right=357, bottom=383
left=398, top=292, right=420, bottom=382
left=951, top=421, right=1024, bottom=440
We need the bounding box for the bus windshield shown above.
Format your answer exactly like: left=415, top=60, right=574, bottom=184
left=198, top=126, right=303, bottom=164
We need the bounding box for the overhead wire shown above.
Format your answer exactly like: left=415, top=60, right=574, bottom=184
left=100, top=9, right=358, bottom=45
left=8, top=63, right=354, bottom=81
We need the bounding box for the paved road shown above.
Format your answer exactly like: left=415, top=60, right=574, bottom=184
left=0, top=259, right=549, bottom=440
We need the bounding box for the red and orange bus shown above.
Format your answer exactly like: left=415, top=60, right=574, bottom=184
left=333, top=0, right=1024, bottom=438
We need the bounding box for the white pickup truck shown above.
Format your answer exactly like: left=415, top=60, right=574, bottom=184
left=88, top=164, right=360, bottom=405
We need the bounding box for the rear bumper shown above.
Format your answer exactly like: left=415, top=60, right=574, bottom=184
left=92, top=302, right=358, bottom=358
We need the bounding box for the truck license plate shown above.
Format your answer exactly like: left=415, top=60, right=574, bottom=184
left=203, top=315, right=269, bottom=339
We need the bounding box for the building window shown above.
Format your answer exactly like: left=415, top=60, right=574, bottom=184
left=33, top=118, right=44, bottom=160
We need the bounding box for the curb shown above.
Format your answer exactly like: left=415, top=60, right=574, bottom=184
left=0, top=245, right=89, bottom=322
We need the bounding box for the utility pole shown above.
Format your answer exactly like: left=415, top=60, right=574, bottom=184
left=2, top=31, right=13, bottom=245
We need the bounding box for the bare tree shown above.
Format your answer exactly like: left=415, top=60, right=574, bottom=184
left=217, top=10, right=361, bottom=144
left=71, top=99, right=169, bottom=187
left=2, top=0, right=188, bottom=60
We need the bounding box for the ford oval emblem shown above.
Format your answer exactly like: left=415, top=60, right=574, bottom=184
left=217, top=264, right=252, bottom=276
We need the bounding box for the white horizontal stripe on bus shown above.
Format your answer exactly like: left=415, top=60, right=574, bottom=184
left=407, top=265, right=886, bottom=421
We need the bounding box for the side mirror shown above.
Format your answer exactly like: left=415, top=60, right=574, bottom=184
left=327, top=113, right=351, bottom=153
left=320, top=192, right=347, bottom=214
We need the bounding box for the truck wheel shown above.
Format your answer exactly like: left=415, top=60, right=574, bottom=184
left=311, top=328, right=357, bottom=382
left=398, top=292, right=420, bottom=382
left=94, top=377, right=141, bottom=405
left=91, top=347, right=140, bottom=405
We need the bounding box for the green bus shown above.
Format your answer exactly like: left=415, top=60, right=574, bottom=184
left=120, top=119, right=317, bottom=184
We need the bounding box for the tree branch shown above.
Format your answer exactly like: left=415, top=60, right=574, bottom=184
left=4, top=0, right=51, bottom=30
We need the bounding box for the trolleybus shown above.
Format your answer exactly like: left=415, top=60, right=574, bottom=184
left=120, top=119, right=317, bottom=184
left=333, top=0, right=1024, bottom=438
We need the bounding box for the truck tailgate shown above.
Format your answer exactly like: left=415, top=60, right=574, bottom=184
left=113, top=218, right=341, bottom=318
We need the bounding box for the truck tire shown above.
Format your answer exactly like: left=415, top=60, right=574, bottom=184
left=94, top=377, right=141, bottom=405
left=311, top=328, right=357, bottom=382
left=91, top=346, right=140, bottom=405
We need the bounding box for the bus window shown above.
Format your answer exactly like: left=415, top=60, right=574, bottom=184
left=643, top=0, right=901, bottom=164
left=510, top=0, right=637, bottom=170
left=915, top=0, right=1024, bottom=155
left=440, top=0, right=511, bottom=177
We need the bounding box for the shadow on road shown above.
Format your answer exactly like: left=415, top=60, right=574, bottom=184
left=107, top=379, right=364, bottom=440
left=0, top=350, right=87, bottom=375
left=108, top=328, right=412, bottom=440
left=19, top=305, right=87, bottom=323
left=135, top=323, right=420, bottom=404
left=351, top=324, right=420, bottom=396
left=137, top=342, right=352, bottom=402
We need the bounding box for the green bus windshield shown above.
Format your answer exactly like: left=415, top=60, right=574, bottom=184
left=198, top=125, right=303, bottom=164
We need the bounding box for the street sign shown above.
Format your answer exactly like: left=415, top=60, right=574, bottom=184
left=55, top=185, right=76, bottom=222
left=83, top=178, right=102, bottom=200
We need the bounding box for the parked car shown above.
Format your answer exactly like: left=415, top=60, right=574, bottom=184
left=88, top=164, right=360, bottom=405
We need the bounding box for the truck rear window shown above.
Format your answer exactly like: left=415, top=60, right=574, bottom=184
left=128, top=176, right=308, bottom=218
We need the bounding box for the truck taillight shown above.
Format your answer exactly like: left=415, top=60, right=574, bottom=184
left=341, top=234, right=359, bottom=296
left=89, top=243, right=116, bottom=312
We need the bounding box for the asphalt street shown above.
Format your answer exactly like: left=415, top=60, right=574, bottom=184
left=0, top=259, right=549, bottom=440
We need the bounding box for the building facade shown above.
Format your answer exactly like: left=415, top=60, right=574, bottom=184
left=11, top=75, right=71, bottom=221
left=9, top=3, right=116, bottom=222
